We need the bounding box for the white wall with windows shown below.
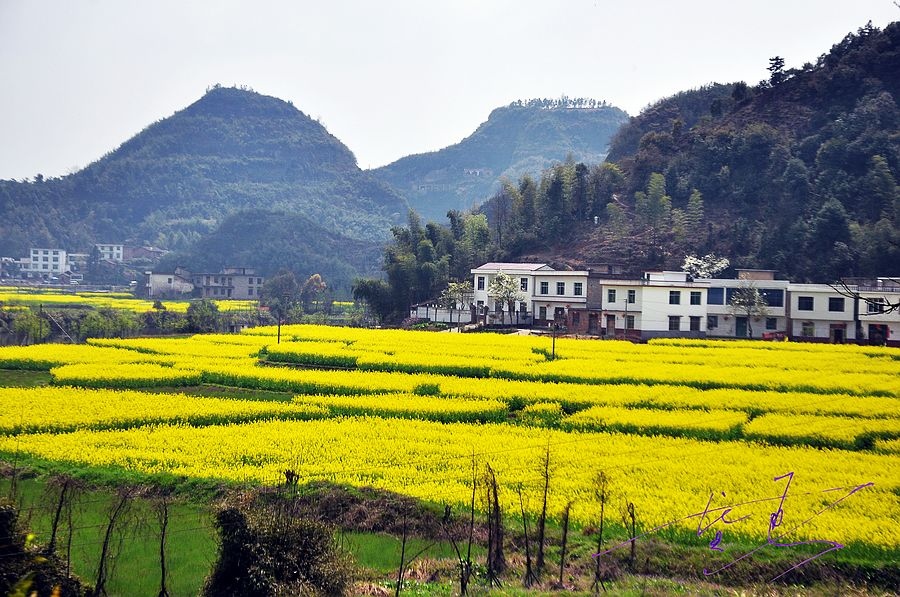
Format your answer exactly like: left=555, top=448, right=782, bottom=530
left=788, top=284, right=856, bottom=342
left=638, top=272, right=709, bottom=338
left=705, top=276, right=790, bottom=339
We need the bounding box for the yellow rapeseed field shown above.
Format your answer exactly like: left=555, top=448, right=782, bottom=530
left=0, top=324, right=897, bottom=555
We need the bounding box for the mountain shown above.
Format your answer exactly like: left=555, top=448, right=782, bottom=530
left=470, top=22, right=900, bottom=282
left=371, top=99, right=629, bottom=222
left=0, top=86, right=407, bottom=285
left=599, top=21, right=900, bottom=280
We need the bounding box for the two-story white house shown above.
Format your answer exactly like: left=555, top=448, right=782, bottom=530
left=472, top=263, right=588, bottom=327
left=787, top=283, right=857, bottom=342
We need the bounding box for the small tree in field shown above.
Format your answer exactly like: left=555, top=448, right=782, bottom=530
left=441, top=280, right=474, bottom=327
left=728, top=281, right=769, bottom=338
left=487, top=272, right=523, bottom=326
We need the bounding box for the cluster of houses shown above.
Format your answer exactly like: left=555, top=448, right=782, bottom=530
left=410, top=262, right=900, bottom=346
left=4, top=245, right=264, bottom=302
left=7, top=244, right=167, bottom=284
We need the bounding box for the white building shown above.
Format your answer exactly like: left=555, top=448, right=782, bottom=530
left=145, top=267, right=195, bottom=298
left=853, top=278, right=900, bottom=344
left=20, top=248, right=68, bottom=279
left=95, top=243, right=124, bottom=262
left=472, top=263, right=588, bottom=327
left=706, top=270, right=790, bottom=339
left=590, top=271, right=709, bottom=340
left=461, top=262, right=900, bottom=345
left=787, top=283, right=857, bottom=342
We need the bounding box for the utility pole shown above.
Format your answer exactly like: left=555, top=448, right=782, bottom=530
left=38, top=304, right=44, bottom=344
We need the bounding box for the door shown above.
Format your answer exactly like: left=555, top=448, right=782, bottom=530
left=735, top=317, right=747, bottom=338
left=588, top=313, right=599, bottom=334
left=831, top=327, right=844, bottom=343
left=606, top=315, right=616, bottom=335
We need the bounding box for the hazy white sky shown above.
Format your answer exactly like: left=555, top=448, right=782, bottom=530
left=1, top=0, right=897, bottom=180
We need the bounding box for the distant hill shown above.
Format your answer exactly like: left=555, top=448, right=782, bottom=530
left=0, top=86, right=407, bottom=286
left=371, top=99, right=628, bottom=222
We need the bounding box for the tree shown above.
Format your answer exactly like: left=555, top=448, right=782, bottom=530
left=682, top=253, right=729, bottom=278
left=352, top=278, right=395, bottom=324
left=768, top=56, right=786, bottom=84
left=300, top=274, right=326, bottom=313
left=487, top=272, right=524, bottom=326
left=203, top=498, right=352, bottom=597
left=186, top=299, right=220, bottom=333
left=11, top=309, right=50, bottom=344
left=634, top=173, right=671, bottom=229
left=728, top=281, right=770, bottom=338
left=441, top=280, right=473, bottom=327
left=261, top=271, right=301, bottom=322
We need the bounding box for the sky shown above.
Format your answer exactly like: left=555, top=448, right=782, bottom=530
left=1, top=0, right=898, bottom=180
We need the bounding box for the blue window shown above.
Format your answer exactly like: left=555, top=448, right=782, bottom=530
left=760, top=289, right=784, bottom=307
left=708, top=287, right=724, bottom=305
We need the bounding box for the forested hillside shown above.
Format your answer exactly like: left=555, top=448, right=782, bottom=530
left=372, top=98, right=628, bottom=222
left=596, top=21, right=900, bottom=280
left=473, top=22, right=900, bottom=281
left=0, top=86, right=407, bottom=284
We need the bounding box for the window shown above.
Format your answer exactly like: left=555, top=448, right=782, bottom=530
left=477, top=276, right=485, bottom=291
left=668, top=316, right=681, bottom=331
left=707, top=288, right=724, bottom=305
left=540, top=281, right=548, bottom=295
left=167, top=277, right=173, bottom=284
left=707, top=315, right=718, bottom=329
left=828, top=297, right=845, bottom=312
left=248, top=277, right=254, bottom=284
left=689, top=316, right=701, bottom=331
left=574, top=282, right=583, bottom=296
left=556, top=282, right=565, bottom=295
left=625, top=315, right=635, bottom=329
left=627, top=289, right=636, bottom=304
left=766, top=317, right=777, bottom=330
left=538, top=306, right=547, bottom=320
left=607, top=289, right=616, bottom=303
left=554, top=307, right=565, bottom=320
left=760, top=289, right=784, bottom=307
left=801, top=321, right=815, bottom=337
left=669, top=291, right=681, bottom=305
left=248, top=288, right=254, bottom=296
left=42, top=256, right=48, bottom=262
left=690, top=291, right=702, bottom=305
left=797, top=296, right=814, bottom=311
left=214, top=276, right=219, bottom=284
left=868, top=298, right=887, bottom=314
left=520, top=278, right=528, bottom=292
left=519, top=302, right=527, bottom=313
left=495, top=301, right=503, bottom=313
left=258, top=278, right=263, bottom=285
